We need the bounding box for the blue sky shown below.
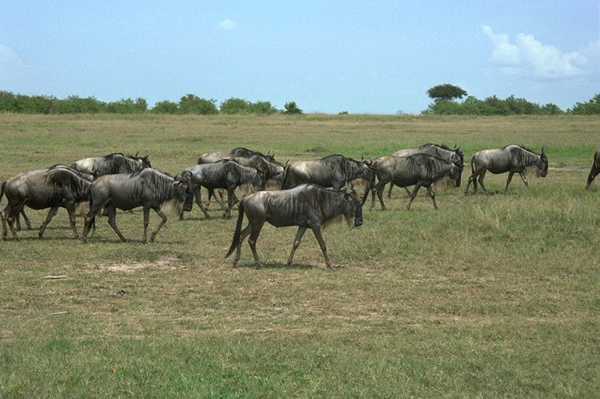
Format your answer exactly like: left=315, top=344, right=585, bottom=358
left=1, top=1, right=598, bottom=113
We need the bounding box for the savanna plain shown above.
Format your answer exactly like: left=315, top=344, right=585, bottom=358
left=1, top=113, right=599, bottom=398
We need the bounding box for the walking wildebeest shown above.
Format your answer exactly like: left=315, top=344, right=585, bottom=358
left=81, top=168, right=189, bottom=243
left=371, top=153, right=461, bottom=210
left=197, top=149, right=284, bottom=207
left=2, top=165, right=93, bottom=240
left=388, top=144, right=464, bottom=198
left=225, top=184, right=363, bottom=268
left=281, top=154, right=374, bottom=204
left=72, top=152, right=151, bottom=177
left=180, top=160, right=266, bottom=219
left=464, top=145, right=548, bottom=194
left=586, top=149, right=600, bottom=189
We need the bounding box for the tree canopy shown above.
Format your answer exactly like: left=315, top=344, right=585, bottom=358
left=427, top=84, right=468, bottom=102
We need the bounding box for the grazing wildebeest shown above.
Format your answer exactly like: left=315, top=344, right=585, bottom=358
left=586, top=149, right=600, bottom=189
left=225, top=184, right=363, bottom=268
left=371, top=153, right=461, bottom=210
left=464, top=145, right=548, bottom=194
left=82, top=168, right=189, bottom=243
left=180, top=160, right=266, bottom=219
left=388, top=144, right=464, bottom=198
left=2, top=165, right=93, bottom=240
left=72, top=152, right=151, bottom=177
left=281, top=154, right=374, bottom=204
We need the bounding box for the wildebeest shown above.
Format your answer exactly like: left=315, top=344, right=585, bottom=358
left=81, top=168, right=188, bottom=243
left=281, top=154, right=374, bottom=204
left=388, top=144, right=464, bottom=197
left=371, top=153, right=461, bottom=210
left=464, top=145, right=548, bottom=194
left=197, top=148, right=284, bottom=207
left=586, top=149, right=600, bottom=189
left=72, top=152, right=151, bottom=178
left=225, top=184, right=363, bottom=268
left=229, top=147, right=277, bottom=163
left=2, top=165, right=93, bottom=240
left=180, top=160, right=266, bottom=219
left=0, top=181, right=32, bottom=231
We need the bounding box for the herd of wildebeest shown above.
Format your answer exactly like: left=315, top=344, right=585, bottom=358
left=1, top=143, right=599, bottom=268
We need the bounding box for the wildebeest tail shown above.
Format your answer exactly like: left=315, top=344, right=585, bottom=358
left=225, top=201, right=245, bottom=258
left=0, top=181, right=5, bottom=204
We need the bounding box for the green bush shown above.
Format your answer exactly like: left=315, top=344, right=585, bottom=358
left=179, top=94, right=218, bottom=114
left=152, top=100, right=179, bottom=114
left=283, top=101, right=302, bottom=114
left=570, top=94, right=600, bottom=114
left=220, top=98, right=250, bottom=114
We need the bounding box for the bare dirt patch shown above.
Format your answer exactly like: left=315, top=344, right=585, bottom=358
left=103, top=256, right=180, bottom=273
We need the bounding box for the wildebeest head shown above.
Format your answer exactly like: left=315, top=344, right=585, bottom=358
left=171, top=172, right=191, bottom=213
left=536, top=147, right=548, bottom=177
left=448, top=162, right=462, bottom=187
left=341, top=189, right=363, bottom=228
left=130, top=152, right=152, bottom=169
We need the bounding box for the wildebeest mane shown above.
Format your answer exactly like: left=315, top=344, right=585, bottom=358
left=133, top=169, right=176, bottom=203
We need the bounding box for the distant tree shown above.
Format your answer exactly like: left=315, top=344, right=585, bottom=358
left=541, top=103, right=563, bottom=115
left=283, top=101, right=302, bottom=114
left=152, top=100, right=179, bottom=114
left=427, top=84, right=467, bottom=103
left=248, top=101, right=278, bottom=114
left=338, top=111, right=349, bottom=115
left=570, top=94, right=600, bottom=115
left=220, top=98, right=250, bottom=114
left=179, top=94, right=218, bottom=114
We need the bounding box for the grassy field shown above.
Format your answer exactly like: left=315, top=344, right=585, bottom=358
left=1, top=113, right=599, bottom=398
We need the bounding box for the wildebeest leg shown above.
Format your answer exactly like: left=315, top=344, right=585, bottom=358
left=38, top=207, right=59, bottom=238
left=0, top=211, right=6, bottom=240
left=287, top=226, right=307, bottom=266
left=66, top=206, right=79, bottom=238
left=232, top=225, right=252, bottom=267
left=504, top=172, right=515, bottom=193
left=150, top=207, right=168, bottom=242
left=195, top=187, right=211, bottom=219
left=586, top=168, right=599, bottom=189
left=248, top=220, right=265, bottom=265
left=518, top=172, right=529, bottom=188
left=106, top=206, right=127, bottom=242
left=478, top=171, right=489, bottom=193
left=20, top=210, right=32, bottom=230
left=406, top=184, right=422, bottom=210
left=224, top=188, right=235, bottom=218
left=426, top=185, right=438, bottom=210
left=311, top=226, right=332, bottom=269
left=464, top=174, right=474, bottom=194
left=387, top=183, right=393, bottom=199
left=6, top=202, right=24, bottom=240
left=375, top=181, right=387, bottom=210
left=143, top=207, right=150, bottom=243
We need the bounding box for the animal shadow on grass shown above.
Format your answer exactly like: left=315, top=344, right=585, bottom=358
left=235, top=261, right=333, bottom=271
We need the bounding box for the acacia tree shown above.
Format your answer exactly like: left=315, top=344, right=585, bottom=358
left=427, top=84, right=467, bottom=103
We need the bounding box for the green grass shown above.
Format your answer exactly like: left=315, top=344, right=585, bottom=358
left=1, top=114, right=600, bottom=398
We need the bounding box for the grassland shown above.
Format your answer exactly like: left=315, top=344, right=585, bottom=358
left=1, top=113, right=599, bottom=398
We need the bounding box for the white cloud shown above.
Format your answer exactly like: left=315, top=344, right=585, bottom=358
left=218, top=18, right=237, bottom=31
left=482, top=25, right=587, bottom=80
